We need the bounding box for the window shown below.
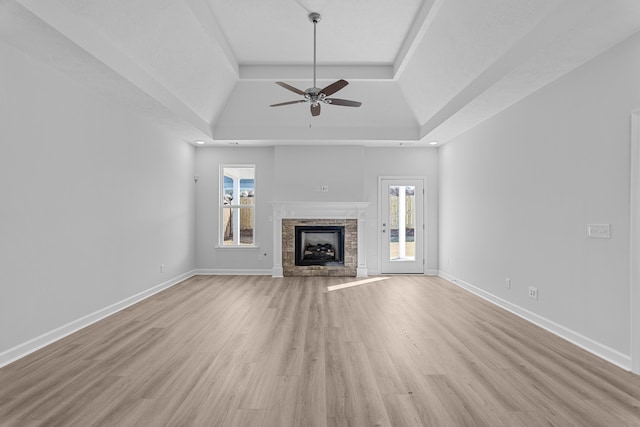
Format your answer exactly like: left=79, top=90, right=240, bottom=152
left=220, top=165, right=255, bottom=246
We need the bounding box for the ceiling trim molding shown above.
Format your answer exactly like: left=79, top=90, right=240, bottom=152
left=393, top=0, right=444, bottom=79
left=185, top=0, right=239, bottom=77
left=14, top=0, right=213, bottom=138
left=239, top=64, right=393, bottom=81
left=419, top=0, right=599, bottom=140
left=213, top=125, right=420, bottom=142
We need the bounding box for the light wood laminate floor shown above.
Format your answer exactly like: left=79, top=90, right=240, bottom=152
left=2, top=275, right=640, bottom=426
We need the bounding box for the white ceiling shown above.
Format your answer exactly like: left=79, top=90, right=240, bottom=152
left=2, top=0, right=640, bottom=147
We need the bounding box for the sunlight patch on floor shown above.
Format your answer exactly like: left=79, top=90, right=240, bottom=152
left=327, top=277, right=390, bottom=292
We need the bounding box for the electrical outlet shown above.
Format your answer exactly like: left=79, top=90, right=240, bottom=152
left=321, top=185, right=329, bottom=192
left=528, top=286, right=538, bottom=300
left=160, top=264, right=165, bottom=273
left=505, top=278, right=511, bottom=289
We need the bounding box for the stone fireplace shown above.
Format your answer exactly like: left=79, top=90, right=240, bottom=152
left=282, top=219, right=355, bottom=276
left=271, top=202, right=369, bottom=277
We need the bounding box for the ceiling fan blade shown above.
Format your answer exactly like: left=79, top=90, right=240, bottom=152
left=276, top=82, right=306, bottom=96
left=320, top=79, right=348, bottom=96
left=325, top=98, right=362, bottom=107
left=270, top=100, right=307, bottom=107
left=311, top=103, right=321, bottom=116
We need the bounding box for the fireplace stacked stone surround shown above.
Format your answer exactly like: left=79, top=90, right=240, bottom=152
left=271, top=202, right=369, bottom=278
left=283, top=219, right=357, bottom=276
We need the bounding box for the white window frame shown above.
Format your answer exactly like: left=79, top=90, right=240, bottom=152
left=218, top=164, right=257, bottom=248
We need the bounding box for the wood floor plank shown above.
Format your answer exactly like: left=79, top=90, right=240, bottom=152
left=2, top=275, right=640, bottom=426
left=0, top=359, right=98, bottom=422
left=382, top=393, right=441, bottom=427
left=295, top=351, right=327, bottom=427
left=166, top=361, right=256, bottom=426
left=260, top=375, right=302, bottom=427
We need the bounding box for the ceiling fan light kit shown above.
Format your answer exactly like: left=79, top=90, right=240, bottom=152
left=270, top=12, right=362, bottom=117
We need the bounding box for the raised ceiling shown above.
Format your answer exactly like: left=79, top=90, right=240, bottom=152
left=2, top=0, right=640, bottom=146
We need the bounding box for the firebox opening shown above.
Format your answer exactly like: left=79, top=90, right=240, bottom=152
left=295, top=226, right=345, bottom=266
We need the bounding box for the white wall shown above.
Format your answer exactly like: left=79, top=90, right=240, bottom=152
left=195, top=147, right=275, bottom=272
left=364, top=148, right=439, bottom=274
left=0, top=40, right=196, bottom=360
left=439, top=31, right=640, bottom=367
left=195, top=145, right=438, bottom=274
left=273, top=146, right=366, bottom=202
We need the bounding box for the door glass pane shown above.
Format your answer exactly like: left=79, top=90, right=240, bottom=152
left=388, top=185, right=415, bottom=261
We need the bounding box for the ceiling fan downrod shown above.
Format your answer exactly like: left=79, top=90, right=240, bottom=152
left=309, top=12, right=321, bottom=90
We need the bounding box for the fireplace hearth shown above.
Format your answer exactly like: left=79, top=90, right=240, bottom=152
left=295, top=226, right=344, bottom=266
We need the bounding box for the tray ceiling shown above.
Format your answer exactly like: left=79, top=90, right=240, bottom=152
left=2, top=0, right=640, bottom=146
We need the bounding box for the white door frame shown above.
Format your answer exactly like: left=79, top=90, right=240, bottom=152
left=378, top=176, right=427, bottom=274
left=631, top=109, right=640, bottom=374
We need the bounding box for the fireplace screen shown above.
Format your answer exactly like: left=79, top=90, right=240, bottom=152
left=295, top=226, right=345, bottom=266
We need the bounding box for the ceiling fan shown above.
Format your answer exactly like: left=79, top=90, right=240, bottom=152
left=270, top=12, right=362, bottom=117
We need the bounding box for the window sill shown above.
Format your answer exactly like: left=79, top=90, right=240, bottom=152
left=215, top=245, right=260, bottom=250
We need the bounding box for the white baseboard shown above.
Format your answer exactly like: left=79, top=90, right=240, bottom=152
left=196, top=269, right=272, bottom=276
left=360, top=269, right=438, bottom=276
left=438, top=271, right=632, bottom=371
left=0, top=270, right=197, bottom=369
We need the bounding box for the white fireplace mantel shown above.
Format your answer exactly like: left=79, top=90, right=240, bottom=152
left=271, top=201, right=369, bottom=277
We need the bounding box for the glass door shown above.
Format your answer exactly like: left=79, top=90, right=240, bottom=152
left=380, top=179, right=424, bottom=274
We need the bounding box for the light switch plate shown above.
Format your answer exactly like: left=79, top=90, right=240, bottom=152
left=588, top=224, right=611, bottom=239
